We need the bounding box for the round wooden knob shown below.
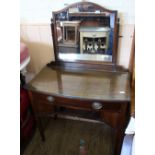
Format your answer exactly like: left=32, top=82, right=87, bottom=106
left=46, top=96, right=55, bottom=102
left=92, top=102, right=103, bottom=110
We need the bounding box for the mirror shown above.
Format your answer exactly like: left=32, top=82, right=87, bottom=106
left=52, top=2, right=118, bottom=63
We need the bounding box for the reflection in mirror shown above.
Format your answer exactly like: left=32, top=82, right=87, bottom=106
left=54, top=3, right=116, bottom=62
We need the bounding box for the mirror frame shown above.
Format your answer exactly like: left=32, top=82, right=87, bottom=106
left=51, top=2, right=119, bottom=70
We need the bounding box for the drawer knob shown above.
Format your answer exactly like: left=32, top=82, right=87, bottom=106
left=46, top=96, right=55, bottom=102
left=92, top=102, right=103, bottom=110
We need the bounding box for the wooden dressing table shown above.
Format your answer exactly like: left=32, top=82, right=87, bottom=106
left=25, top=2, right=130, bottom=155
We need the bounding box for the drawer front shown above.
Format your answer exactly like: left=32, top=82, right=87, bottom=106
left=55, top=97, right=121, bottom=112
left=32, top=92, right=55, bottom=113
left=31, top=92, right=122, bottom=113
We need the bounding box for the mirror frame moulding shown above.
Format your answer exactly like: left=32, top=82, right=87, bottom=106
left=50, top=1, right=120, bottom=70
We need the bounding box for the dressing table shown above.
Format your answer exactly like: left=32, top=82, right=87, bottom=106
left=25, top=2, right=130, bottom=155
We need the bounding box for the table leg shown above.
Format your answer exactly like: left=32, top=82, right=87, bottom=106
left=53, top=106, right=58, bottom=120
left=100, top=109, right=127, bottom=155
left=36, top=117, right=45, bottom=141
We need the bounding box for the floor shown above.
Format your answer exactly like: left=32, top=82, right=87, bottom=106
left=22, top=117, right=114, bottom=155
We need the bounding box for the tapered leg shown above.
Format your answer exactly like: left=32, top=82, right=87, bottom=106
left=54, top=106, right=58, bottom=120
left=36, top=117, right=45, bottom=141
left=100, top=105, right=129, bottom=155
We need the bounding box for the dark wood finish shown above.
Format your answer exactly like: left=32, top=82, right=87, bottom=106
left=129, top=30, right=135, bottom=77
left=28, top=91, right=45, bottom=141
left=26, top=66, right=130, bottom=101
left=51, top=22, right=58, bottom=61
left=25, top=65, right=130, bottom=155
left=31, top=92, right=122, bottom=113
left=47, top=61, right=128, bottom=73
left=129, top=30, right=135, bottom=116
left=25, top=2, right=130, bottom=155
left=51, top=1, right=119, bottom=67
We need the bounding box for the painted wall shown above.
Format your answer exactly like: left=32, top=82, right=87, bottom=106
left=20, top=23, right=55, bottom=74
left=20, top=0, right=134, bottom=74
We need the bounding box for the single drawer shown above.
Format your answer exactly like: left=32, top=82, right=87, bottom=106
left=31, top=92, right=122, bottom=113
left=54, top=96, right=122, bottom=112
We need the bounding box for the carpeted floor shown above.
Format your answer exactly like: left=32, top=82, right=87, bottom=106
left=22, top=118, right=114, bottom=155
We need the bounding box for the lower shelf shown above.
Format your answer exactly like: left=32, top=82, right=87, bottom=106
left=55, top=107, right=102, bottom=121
